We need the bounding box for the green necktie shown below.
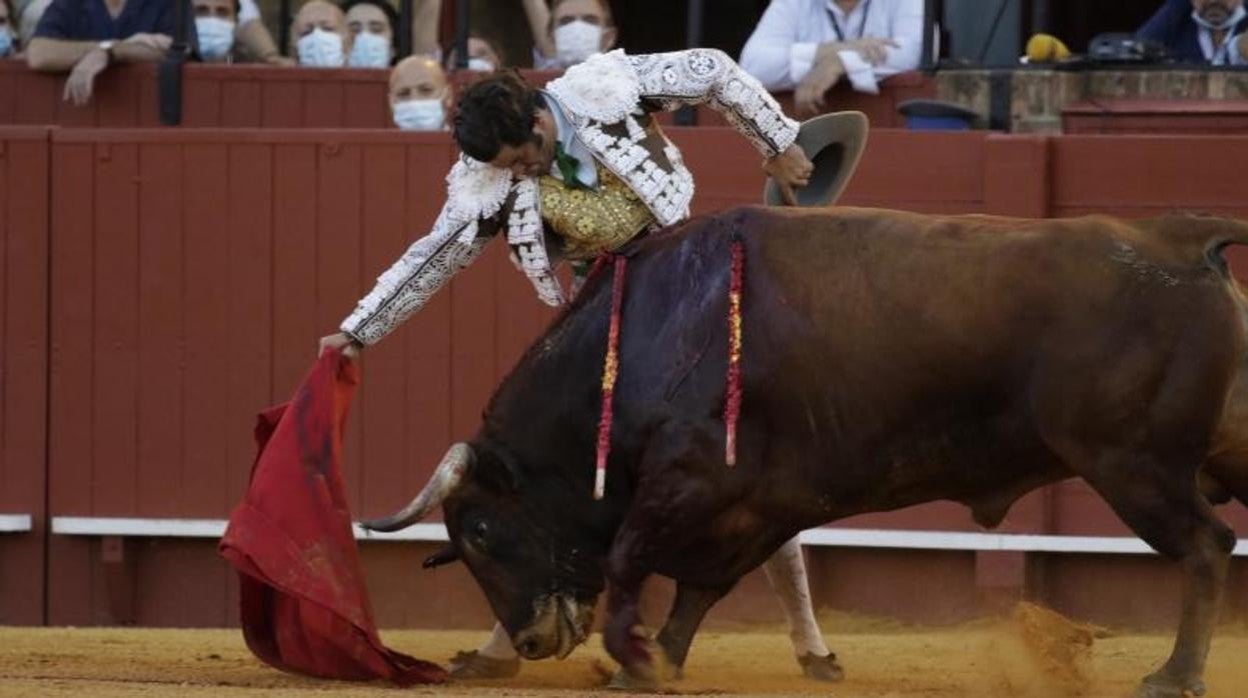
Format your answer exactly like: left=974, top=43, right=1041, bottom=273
left=554, top=141, right=590, bottom=191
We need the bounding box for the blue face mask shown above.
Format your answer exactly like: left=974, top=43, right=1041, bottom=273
left=0, top=31, right=12, bottom=58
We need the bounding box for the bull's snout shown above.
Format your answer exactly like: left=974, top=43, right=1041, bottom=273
left=511, top=594, right=593, bottom=660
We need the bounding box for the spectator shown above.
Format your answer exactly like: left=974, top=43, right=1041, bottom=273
left=740, top=0, right=923, bottom=117
left=192, top=0, right=237, bottom=62
left=522, top=0, right=616, bottom=70
left=15, top=0, right=49, bottom=49
left=1138, top=0, right=1248, bottom=65
left=26, top=0, right=197, bottom=106
left=1, top=0, right=16, bottom=57
left=342, top=0, right=395, bottom=67
left=291, top=0, right=349, bottom=67
left=445, top=35, right=503, bottom=72
left=388, top=55, right=449, bottom=130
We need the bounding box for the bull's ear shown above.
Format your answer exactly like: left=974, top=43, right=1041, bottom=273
left=423, top=545, right=460, bottom=569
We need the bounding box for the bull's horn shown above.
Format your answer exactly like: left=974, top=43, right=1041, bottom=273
left=359, top=443, right=472, bottom=532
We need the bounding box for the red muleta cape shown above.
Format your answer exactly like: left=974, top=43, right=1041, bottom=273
left=219, top=350, right=446, bottom=685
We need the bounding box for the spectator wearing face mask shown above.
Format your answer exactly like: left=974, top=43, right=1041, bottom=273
left=26, top=0, right=198, bottom=105
left=1138, top=0, right=1248, bottom=65
left=1, top=0, right=18, bottom=57
left=522, top=0, right=616, bottom=70
left=445, top=35, right=503, bottom=72
left=342, top=0, right=396, bottom=68
left=291, top=0, right=349, bottom=67
left=192, top=0, right=237, bottom=62
left=389, top=55, right=449, bottom=130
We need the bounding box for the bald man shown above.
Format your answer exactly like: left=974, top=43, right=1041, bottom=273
left=291, top=0, right=349, bottom=67
left=389, top=55, right=451, bottom=130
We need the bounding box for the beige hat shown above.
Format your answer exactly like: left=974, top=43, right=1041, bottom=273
left=764, top=111, right=868, bottom=207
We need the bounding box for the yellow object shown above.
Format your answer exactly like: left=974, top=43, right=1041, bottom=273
left=538, top=163, right=656, bottom=260
left=1026, top=33, right=1071, bottom=63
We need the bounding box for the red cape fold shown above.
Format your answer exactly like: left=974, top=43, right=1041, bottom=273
left=219, top=350, right=447, bottom=686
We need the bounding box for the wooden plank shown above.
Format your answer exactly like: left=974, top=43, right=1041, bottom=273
left=182, top=74, right=222, bottom=127
left=14, top=70, right=58, bottom=125
left=94, top=65, right=141, bottom=126
left=356, top=143, right=409, bottom=515
left=136, top=143, right=185, bottom=516
left=1052, top=136, right=1248, bottom=211
left=302, top=81, right=346, bottom=128
left=261, top=82, right=303, bottom=128
left=180, top=142, right=230, bottom=517
left=270, top=144, right=317, bottom=401
left=220, top=80, right=262, bottom=128
left=92, top=142, right=141, bottom=515
left=0, top=70, right=16, bottom=123
left=224, top=142, right=273, bottom=506
left=343, top=82, right=389, bottom=128
left=314, top=139, right=363, bottom=508
left=49, top=141, right=96, bottom=515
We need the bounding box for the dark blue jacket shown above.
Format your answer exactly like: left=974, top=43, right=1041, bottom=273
left=1137, top=0, right=1248, bottom=63
left=35, top=0, right=196, bottom=44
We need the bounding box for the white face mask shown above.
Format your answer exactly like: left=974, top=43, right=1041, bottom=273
left=553, top=20, right=603, bottom=65
left=467, top=56, right=495, bottom=72
left=297, top=27, right=345, bottom=67
left=392, top=98, right=446, bottom=131
left=347, top=30, right=390, bottom=67
left=195, top=17, right=235, bottom=61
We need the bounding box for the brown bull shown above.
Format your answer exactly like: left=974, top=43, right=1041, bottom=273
left=366, top=206, right=1248, bottom=697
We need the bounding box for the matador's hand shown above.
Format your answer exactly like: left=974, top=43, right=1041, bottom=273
left=319, top=332, right=361, bottom=358
left=763, top=144, right=814, bottom=206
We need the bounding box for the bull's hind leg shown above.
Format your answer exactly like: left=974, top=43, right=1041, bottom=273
left=762, top=537, right=843, bottom=681
left=1082, top=459, right=1234, bottom=698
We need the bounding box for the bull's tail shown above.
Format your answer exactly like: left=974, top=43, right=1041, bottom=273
left=1144, top=213, right=1248, bottom=278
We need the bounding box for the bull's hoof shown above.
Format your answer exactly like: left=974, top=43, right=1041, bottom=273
left=608, top=666, right=661, bottom=692
left=797, top=651, right=845, bottom=682
left=447, top=650, right=520, bottom=680
left=1134, top=675, right=1206, bottom=698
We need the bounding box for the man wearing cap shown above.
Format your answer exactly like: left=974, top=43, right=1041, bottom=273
left=319, top=49, right=864, bottom=681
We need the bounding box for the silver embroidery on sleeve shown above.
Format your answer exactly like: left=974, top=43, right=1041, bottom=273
left=339, top=158, right=513, bottom=345
left=628, top=49, right=799, bottom=156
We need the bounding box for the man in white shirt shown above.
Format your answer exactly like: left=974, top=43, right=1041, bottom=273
left=741, top=0, right=924, bottom=116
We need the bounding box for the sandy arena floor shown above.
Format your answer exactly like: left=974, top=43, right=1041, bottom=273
left=2, top=605, right=1246, bottom=697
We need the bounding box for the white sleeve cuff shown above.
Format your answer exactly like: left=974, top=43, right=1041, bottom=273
left=788, top=42, right=819, bottom=85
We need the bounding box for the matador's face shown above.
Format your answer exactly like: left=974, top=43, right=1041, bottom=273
left=488, top=108, right=558, bottom=180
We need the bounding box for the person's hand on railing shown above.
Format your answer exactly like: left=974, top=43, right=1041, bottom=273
left=64, top=47, right=108, bottom=106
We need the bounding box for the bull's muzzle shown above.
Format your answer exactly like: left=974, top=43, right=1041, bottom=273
left=511, top=594, right=594, bottom=660
left=359, top=443, right=472, bottom=531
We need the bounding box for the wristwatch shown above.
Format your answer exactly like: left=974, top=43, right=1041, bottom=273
left=98, top=39, right=116, bottom=63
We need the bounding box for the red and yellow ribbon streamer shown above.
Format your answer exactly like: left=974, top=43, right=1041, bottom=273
left=594, top=255, right=628, bottom=499
left=725, top=240, right=745, bottom=466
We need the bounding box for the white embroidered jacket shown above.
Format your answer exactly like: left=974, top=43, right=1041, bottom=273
left=341, top=48, right=799, bottom=346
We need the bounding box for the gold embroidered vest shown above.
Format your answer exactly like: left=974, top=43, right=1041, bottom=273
left=538, top=163, right=657, bottom=261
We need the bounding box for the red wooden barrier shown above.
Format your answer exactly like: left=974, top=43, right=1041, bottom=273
left=0, top=127, right=50, bottom=625
left=13, top=126, right=1248, bottom=627
left=1064, top=100, right=1248, bottom=135
left=1, top=59, right=932, bottom=130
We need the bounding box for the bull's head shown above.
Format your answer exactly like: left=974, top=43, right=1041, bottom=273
left=361, top=442, right=607, bottom=660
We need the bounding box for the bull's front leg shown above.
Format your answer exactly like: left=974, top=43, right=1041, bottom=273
left=603, top=429, right=725, bottom=687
